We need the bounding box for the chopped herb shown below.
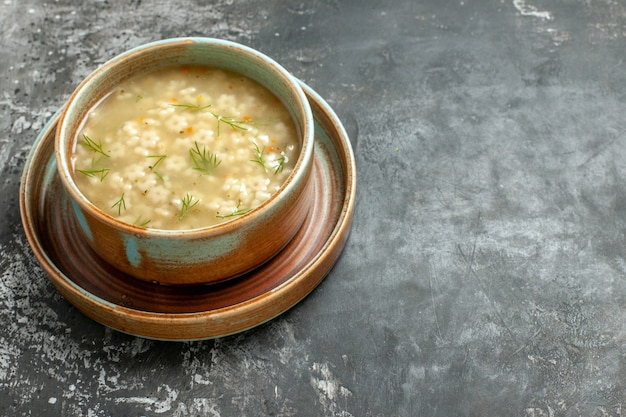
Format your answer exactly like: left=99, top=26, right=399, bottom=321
left=171, top=103, right=251, bottom=136
left=77, top=167, right=110, bottom=181
left=273, top=155, right=286, bottom=174
left=216, top=199, right=252, bottom=219
left=178, top=193, right=200, bottom=222
left=250, top=142, right=267, bottom=173
left=147, top=154, right=167, bottom=180
left=190, top=141, right=221, bottom=175
left=212, top=114, right=250, bottom=136
left=147, top=154, right=166, bottom=169
left=170, top=103, right=212, bottom=111
left=134, top=216, right=151, bottom=227
left=81, top=134, right=110, bottom=157
left=111, top=193, right=126, bottom=216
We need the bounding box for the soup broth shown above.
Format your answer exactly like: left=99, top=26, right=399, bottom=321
left=72, top=65, right=299, bottom=230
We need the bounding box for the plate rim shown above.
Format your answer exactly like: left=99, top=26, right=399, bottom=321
left=19, top=81, right=356, bottom=341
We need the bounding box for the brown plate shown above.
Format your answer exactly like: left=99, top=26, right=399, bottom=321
left=19, top=82, right=356, bottom=341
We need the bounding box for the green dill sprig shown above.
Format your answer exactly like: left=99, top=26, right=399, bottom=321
left=147, top=154, right=166, bottom=169
left=171, top=103, right=250, bottom=136
left=77, top=167, right=110, bottom=181
left=212, top=114, right=249, bottom=136
left=171, top=103, right=212, bottom=111
left=216, top=199, right=252, bottom=219
left=250, top=142, right=267, bottom=173
left=111, top=193, right=126, bottom=216
left=273, top=155, right=286, bottom=174
left=190, top=142, right=221, bottom=175
left=81, top=134, right=110, bottom=157
left=147, top=154, right=167, bottom=180
left=178, top=193, right=200, bottom=222
left=134, top=216, right=151, bottom=228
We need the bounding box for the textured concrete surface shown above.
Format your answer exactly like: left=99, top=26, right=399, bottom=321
left=2, top=0, right=626, bottom=415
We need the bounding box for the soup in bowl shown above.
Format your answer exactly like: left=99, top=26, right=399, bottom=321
left=55, top=38, right=315, bottom=285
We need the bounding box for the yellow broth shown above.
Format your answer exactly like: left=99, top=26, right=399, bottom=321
left=72, top=65, right=299, bottom=230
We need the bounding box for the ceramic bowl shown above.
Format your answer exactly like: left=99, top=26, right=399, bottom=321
left=55, top=37, right=315, bottom=285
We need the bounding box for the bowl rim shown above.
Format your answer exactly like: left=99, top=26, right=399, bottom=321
left=55, top=36, right=314, bottom=238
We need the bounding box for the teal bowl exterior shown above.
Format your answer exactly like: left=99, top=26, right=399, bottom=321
left=55, top=38, right=315, bottom=285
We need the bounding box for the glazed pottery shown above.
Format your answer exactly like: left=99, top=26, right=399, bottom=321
left=54, top=38, right=315, bottom=285
left=20, top=82, right=356, bottom=340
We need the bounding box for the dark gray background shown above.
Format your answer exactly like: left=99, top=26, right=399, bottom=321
left=2, top=0, right=626, bottom=415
